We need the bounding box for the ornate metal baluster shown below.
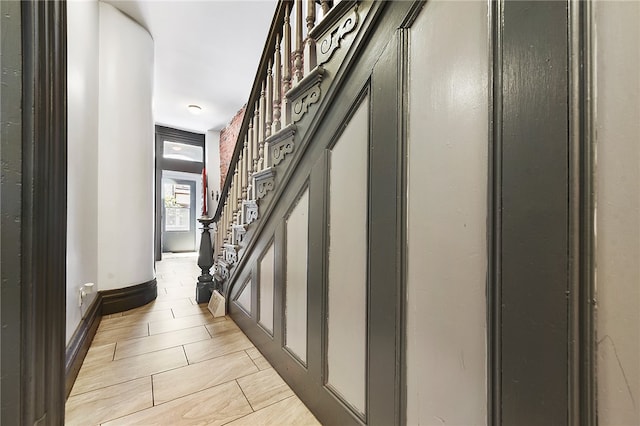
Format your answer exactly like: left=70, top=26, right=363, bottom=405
left=229, top=180, right=234, bottom=228
left=305, top=0, right=317, bottom=74
left=236, top=160, right=242, bottom=213
left=266, top=60, right=273, bottom=140
left=217, top=218, right=222, bottom=259
left=258, top=81, right=267, bottom=170
left=321, top=0, right=332, bottom=17
left=222, top=201, right=228, bottom=245
left=241, top=135, right=248, bottom=202
left=234, top=159, right=241, bottom=222
left=273, top=35, right=282, bottom=133
left=226, top=195, right=232, bottom=233
left=226, top=193, right=233, bottom=239
left=249, top=118, right=256, bottom=200
left=282, top=4, right=292, bottom=125
left=253, top=102, right=260, bottom=173
left=294, top=0, right=304, bottom=83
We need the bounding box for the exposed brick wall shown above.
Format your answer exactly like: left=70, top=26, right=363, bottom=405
left=219, top=105, right=246, bottom=189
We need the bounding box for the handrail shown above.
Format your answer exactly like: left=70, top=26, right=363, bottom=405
left=212, top=0, right=338, bottom=273
left=212, top=1, right=289, bottom=222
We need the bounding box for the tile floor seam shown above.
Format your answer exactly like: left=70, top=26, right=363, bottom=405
left=181, top=346, right=255, bottom=366
left=181, top=345, right=190, bottom=365
left=249, top=394, right=297, bottom=413
left=247, top=352, right=260, bottom=370
left=112, top=339, right=209, bottom=362
left=96, top=408, right=137, bottom=426
left=96, top=309, right=175, bottom=334
left=151, top=372, right=156, bottom=406
left=151, top=375, right=251, bottom=407
left=92, top=330, right=151, bottom=347
left=110, top=357, right=193, bottom=382
left=70, top=348, right=189, bottom=395
left=135, top=323, right=211, bottom=338
left=68, top=376, right=151, bottom=398
left=216, top=395, right=300, bottom=426
left=231, top=365, right=265, bottom=382
left=235, top=378, right=256, bottom=412
left=204, top=323, right=215, bottom=338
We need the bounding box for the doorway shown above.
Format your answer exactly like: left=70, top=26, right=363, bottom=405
left=155, top=126, right=206, bottom=260
left=161, top=171, right=203, bottom=252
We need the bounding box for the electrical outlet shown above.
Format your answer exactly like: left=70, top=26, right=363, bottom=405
left=78, top=287, right=84, bottom=307
left=78, top=282, right=95, bottom=308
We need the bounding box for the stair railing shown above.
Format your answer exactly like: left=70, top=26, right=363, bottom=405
left=213, top=0, right=335, bottom=282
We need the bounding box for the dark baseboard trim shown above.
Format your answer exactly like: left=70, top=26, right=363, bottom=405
left=65, top=279, right=158, bottom=398
left=65, top=295, right=102, bottom=398
left=100, top=279, right=158, bottom=315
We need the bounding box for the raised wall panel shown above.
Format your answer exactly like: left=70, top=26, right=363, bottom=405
left=406, top=1, right=488, bottom=424
left=594, top=1, right=640, bottom=424
left=236, top=280, right=252, bottom=315
left=285, top=188, right=309, bottom=362
left=326, top=95, right=369, bottom=416
left=259, top=243, right=275, bottom=334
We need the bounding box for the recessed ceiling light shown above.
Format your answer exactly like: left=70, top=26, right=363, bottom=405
left=188, top=104, right=202, bottom=115
left=172, top=146, right=182, bottom=151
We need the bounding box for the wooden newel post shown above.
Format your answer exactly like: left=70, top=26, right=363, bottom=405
left=196, top=216, right=215, bottom=303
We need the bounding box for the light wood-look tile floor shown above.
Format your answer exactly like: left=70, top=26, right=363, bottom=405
left=66, top=253, right=321, bottom=426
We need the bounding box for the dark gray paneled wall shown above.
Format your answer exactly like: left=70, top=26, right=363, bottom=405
left=493, top=1, right=593, bottom=425
left=1, top=1, right=24, bottom=422
left=229, top=1, right=595, bottom=425
left=227, top=2, right=415, bottom=425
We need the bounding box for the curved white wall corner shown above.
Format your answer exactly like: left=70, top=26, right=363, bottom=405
left=98, top=2, right=155, bottom=291
left=67, top=0, right=99, bottom=344
left=406, top=1, right=488, bottom=424
left=594, top=2, right=640, bottom=424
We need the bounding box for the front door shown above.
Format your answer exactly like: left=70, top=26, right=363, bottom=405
left=162, top=178, right=197, bottom=252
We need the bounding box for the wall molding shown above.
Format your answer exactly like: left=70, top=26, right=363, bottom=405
left=487, top=0, right=503, bottom=423
left=65, top=279, right=158, bottom=398
left=65, top=296, right=102, bottom=397
left=493, top=2, right=574, bottom=424
left=13, top=1, right=69, bottom=423
left=100, top=279, right=158, bottom=315
left=568, top=0, right=596, bottom=422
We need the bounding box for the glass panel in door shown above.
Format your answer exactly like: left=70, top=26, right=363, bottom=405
left=162, top=178, right=196, bottom=252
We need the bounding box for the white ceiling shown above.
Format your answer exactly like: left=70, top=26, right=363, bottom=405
left=103, top=0, right=278, bottom=133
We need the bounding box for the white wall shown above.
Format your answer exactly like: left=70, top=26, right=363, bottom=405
left=205, top=129, right=221, bottom=216
left=66, top=0, right=99, bottom=344
left=98, top=2, right=155, bottom=290
left=405, top=1, right=488, bottom=424
left=594, top=1, right=640, bottom=424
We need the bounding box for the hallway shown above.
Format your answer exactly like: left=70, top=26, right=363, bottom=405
left=65, top=253, right=320, bottom=425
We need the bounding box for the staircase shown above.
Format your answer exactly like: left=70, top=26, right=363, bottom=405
left=213, top=0, right=362, bottom=282
left=211, top=1, right=418, bottom=424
